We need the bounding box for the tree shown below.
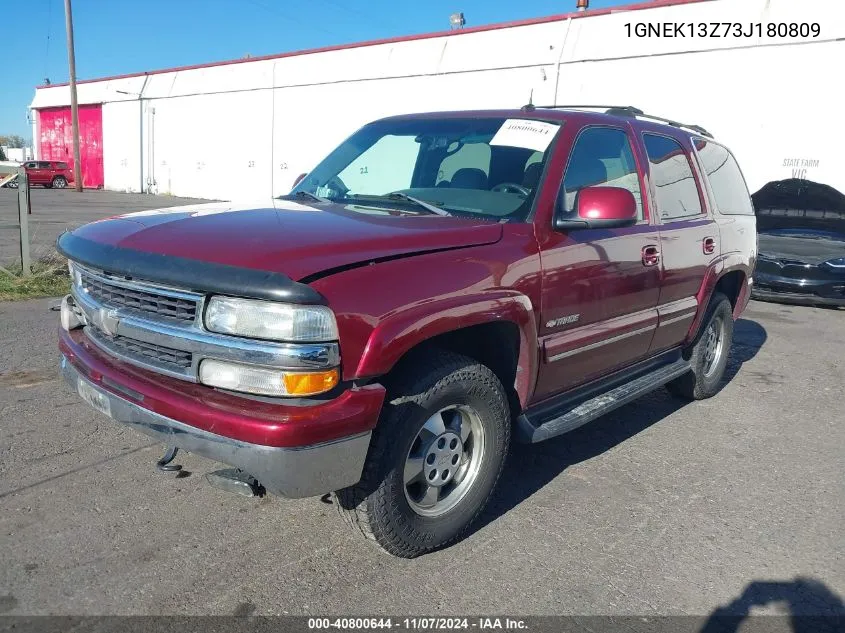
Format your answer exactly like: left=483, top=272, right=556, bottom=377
left=0, top=135, right=27, bottom=148
left=0, top=146, right=6, bottom=161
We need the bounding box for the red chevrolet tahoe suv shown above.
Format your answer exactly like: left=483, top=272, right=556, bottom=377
left=57, top=106, right=757, bottom=558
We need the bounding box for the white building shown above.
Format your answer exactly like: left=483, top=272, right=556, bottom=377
left=28, top=0, right=845, bottom=202
left=0, top=147, right=31, bottom=163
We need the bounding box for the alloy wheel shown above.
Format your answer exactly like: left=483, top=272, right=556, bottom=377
left=403, top=405, right=485, bottom=517
left=702, top=315, right=726, bottom=378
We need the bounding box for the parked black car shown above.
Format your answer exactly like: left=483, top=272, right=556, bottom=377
left=752, top=179, right=845, bottom=307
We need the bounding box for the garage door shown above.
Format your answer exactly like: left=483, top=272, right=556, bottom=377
left=38, top=105, right=104, bottom=189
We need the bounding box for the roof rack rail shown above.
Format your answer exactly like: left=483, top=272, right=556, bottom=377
left=529, top=104, right=714, bottom=139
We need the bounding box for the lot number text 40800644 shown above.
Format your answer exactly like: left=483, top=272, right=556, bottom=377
left=307, top=618, right=528, bottom=630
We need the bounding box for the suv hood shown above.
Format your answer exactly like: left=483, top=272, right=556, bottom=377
left=758, top=229, right=845, bottom=265
left=68, top=199, right=503, bottom=282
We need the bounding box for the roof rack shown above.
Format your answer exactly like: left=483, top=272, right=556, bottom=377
left=523, top=104, right=714, bottom=139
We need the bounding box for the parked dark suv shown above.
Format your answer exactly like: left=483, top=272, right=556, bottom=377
left=18, top=160, right=75, bottom=188
left=58, top=106, right=757, bottom=557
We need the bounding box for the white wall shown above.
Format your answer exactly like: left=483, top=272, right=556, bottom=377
left=1, top=147, right=31, bottom=162
left=29, top=0, right=845, bottom=201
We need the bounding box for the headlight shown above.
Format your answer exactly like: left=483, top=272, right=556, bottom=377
left=823, top=257, right=845, bottom=269
left=204, top=296, right=338, bottom=342
left=199, top=359, right=339, bottom=397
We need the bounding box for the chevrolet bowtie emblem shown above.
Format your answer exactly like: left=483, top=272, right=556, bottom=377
left=99, top=308, right=120, bottom=337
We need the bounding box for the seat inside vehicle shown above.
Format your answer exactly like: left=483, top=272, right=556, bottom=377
left=450, top=168, right=489, bottom=190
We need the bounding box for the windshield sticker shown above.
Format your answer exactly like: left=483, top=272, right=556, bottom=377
left=490, top=119, right=560, bottom=152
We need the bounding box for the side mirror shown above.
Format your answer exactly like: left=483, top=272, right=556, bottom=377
left=553, top=186, right=638, bottom=231
left=292, top=172, right=307, bottom=187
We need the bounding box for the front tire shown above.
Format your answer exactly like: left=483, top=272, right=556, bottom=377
left=667, top=292, right=734, bottom=400
left=334, top=349, right=510, bottom=558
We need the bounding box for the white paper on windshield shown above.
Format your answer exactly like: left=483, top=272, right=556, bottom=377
left=489, top=119, right=560, bottom=152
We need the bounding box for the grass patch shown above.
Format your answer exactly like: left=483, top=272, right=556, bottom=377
left=0, top=255, right=70, bottom=301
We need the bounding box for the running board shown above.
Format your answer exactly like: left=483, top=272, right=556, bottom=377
left=517, top=359, right=691, bottom=443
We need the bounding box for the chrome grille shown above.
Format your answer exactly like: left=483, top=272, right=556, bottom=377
left=79, top=268, right=198, bottom=322
left=85, top=326, right=194, bottom=378
left=108, top=335, right=193, bottom=369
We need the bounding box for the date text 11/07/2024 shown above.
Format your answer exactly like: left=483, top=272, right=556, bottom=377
left=307, top=618, right=528, bottom=630
left=625, top=22, right=821, bottom=38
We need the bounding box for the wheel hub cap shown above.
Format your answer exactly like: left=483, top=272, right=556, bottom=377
left=702, top=316, right=724, bottom=377
left=424, top=431, right=463, bottom=487
left=403, top=405, right=485, bottom=517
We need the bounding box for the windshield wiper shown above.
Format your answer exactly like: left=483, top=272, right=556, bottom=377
left=387, top=192, right=451, bottom=216
left=352, top=192, right=451, bottom=216
left=289, top=191, right=332, bottom=204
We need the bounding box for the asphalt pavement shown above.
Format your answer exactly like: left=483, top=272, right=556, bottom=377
left=0, top=295, right=842, bottom=617
left=0, top=188, right=209, bottom=265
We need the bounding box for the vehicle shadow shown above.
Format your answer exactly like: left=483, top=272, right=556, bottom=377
left=699, top=577, right=845, bottom=633
left=470, top=317, right=768, bottom=537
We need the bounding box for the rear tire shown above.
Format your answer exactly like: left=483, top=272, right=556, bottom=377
left=52, top=176, right=68, bottom=189
left=667, top=292, right=734, bottom=400
left=334, top=349, right=510, bottom=558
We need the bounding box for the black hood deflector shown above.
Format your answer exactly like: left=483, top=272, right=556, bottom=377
left=56, top=231, right=327, bottom=305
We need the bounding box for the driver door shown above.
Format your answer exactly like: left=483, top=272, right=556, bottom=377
left=534, top=125, right=662, bottom=400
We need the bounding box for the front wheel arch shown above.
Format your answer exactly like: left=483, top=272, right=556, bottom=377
left=355, top=293, right=539, bottom=409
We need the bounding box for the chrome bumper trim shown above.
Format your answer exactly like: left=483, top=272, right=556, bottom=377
left=61, top=355, right=370, bottom=498
left=69, top=288, right=340, bottom=380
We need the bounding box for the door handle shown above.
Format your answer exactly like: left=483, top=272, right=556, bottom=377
left=703, top=236, right=717, bottom=255
left=642, top=245, right=661, bottom=267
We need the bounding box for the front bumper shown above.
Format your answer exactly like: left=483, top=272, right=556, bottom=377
left=752, top=272, right=845, bottom=307
left=751, top=285, right=845, bottom=308
left=59, top=324, right=386, bottom=498
left=61, top=355, right=373, bottom=498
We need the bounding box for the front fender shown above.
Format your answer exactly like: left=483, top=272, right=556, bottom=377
left=356, top=291, right=539, bottom=408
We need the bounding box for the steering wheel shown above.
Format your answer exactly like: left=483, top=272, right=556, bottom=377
left=491, top=182, right=530, bottom=196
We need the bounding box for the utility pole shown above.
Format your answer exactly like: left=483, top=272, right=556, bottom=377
left=64, top=0, right=83, bottom=192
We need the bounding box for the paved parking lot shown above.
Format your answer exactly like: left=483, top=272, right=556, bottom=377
left=0, top=294, right=842, bottom=618
left=0, top=189, right=209, bottom=264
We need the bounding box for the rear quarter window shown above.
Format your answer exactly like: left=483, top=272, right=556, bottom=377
left=56, top=162, right=69, bottom=169
left=693, top=139, right=754, bottom=215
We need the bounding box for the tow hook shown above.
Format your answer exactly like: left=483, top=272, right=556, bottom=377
left=206, top=468, right=265, bottom=498
left=156, top=446, right=182, bottom=472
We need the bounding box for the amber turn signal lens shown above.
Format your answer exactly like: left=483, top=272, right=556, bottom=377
left=282, top=368, right=340, bottom=396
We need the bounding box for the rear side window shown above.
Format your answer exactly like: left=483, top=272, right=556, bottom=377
left=56, top=162, right=69, bottom=169
left=37, top=161, right=51, bottom=169
left=643, top=133, right=702, bottom=221
left=693, top=140, right=753, bottom=215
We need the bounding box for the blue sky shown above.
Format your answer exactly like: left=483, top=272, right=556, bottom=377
left=2, top=0, right=628, bottom=141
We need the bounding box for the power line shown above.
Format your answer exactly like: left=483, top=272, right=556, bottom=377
left=316, top=0, right=397, bottom=31
left=241, top=0, right=343, bottom=39
left=43, top=0, right=52, bottom=82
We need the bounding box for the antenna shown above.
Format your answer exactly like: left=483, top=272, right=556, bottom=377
left=522, top=89, right=535, bottom=112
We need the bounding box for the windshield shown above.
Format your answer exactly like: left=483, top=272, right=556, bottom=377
left=289, top=116, right=561, bottom=221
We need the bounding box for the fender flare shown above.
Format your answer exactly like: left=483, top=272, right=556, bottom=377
left=689, top=256, right=749, bottom=341
left=355, top=291, right=539, bottom=408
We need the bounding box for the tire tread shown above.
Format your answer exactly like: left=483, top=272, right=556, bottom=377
left=334, top=348, right=509, bottom=557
